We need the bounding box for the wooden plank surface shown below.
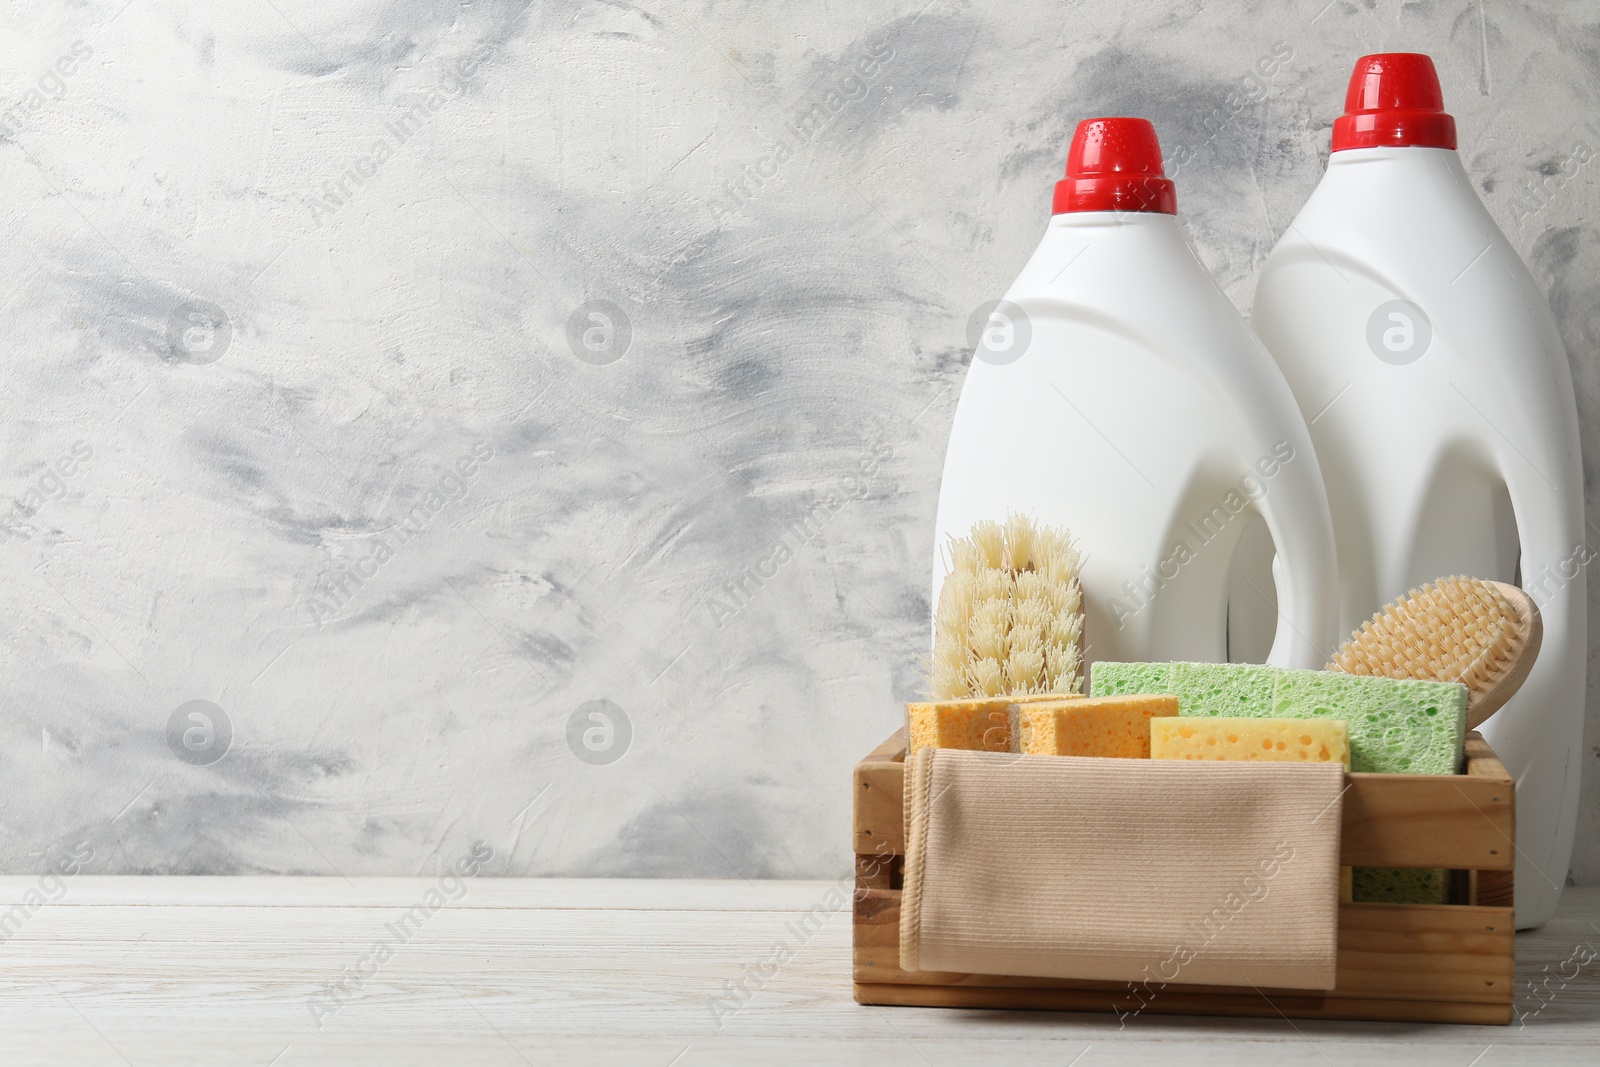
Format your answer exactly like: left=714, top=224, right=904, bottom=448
left=0, top=878, right=1591, bottom=1064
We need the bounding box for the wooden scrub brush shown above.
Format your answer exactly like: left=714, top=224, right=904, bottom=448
left=1326, top=576, right=1541, bottom=729
left=931, top=513, right=1084, bottom=699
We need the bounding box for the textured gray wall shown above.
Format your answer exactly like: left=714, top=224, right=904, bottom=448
left=1, top=1, right=1597, bottom=883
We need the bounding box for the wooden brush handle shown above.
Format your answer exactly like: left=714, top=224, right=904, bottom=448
left=1468, top=581, right=1541, bottom=729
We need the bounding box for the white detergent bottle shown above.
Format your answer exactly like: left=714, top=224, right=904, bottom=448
left=934, top=117, right=1339, bottom=672
left=1252, top=54, right=1586, bottom=928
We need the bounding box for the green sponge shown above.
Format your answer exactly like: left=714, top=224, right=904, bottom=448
left=1271, top=669, right=1463, bottom=775
left=1089, top=660, right=1468, bottom=905
left=1090, top=660, right=1172, bottom=697
left=1171, top=661, right=1276, bottom=718
left=1089, top=660, right=1466, bottom=775
left=1351, top=867, right=1447, bottom=905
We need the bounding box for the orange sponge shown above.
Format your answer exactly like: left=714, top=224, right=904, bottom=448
left=907, top=694, right=1078, bottom=755
left=1013, top=695, right=1178, bottom=758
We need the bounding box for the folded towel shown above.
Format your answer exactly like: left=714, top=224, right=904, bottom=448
left=900, top=748, right=1344, bottom=990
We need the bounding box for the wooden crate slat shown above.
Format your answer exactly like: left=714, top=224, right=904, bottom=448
left=862, top=728, right=908, bottom=763
left=853, top=982, right=1513, bottom=1025
left=855, top=730, right=1513, bottom=869
left=850, top=955, right=1513, bottom=1002
left=853, top=887, right=1511, bottom=1004
left=1340, top=774, right=1511, bottom=868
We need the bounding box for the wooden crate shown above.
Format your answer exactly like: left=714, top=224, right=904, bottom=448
left=853, top=728, right=1516, bottom=1024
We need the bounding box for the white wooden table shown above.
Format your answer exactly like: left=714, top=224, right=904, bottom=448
left=0, top=878, right=1595, bottom=1065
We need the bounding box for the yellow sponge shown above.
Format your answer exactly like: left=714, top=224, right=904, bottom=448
left=906, top=694, right=1078, bottom=755
left=1151, top=717, right=1351, bottom=770
left=1014, top=695, right=1178, bottom=758
left=1152, top=716, right=1354, bottom=903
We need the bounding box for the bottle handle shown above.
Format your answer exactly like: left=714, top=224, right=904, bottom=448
left=1254, top=447, right=1341, bottom=668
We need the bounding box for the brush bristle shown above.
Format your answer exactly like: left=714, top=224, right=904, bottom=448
left=931, top=513, right=1084, bottom=699
left=1328, top=575, right=1521, bottom=692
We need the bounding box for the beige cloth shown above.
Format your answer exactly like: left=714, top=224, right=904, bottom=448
left=900, top=748, right=1344, bottom=990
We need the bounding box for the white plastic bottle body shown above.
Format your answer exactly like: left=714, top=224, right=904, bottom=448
left=1253, top=146, right=1586, bottom=928
left=934, top=212, right=1339, bottom=672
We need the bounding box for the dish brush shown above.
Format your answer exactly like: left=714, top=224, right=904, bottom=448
left=1326, top=576, right=1541, bottom=729
left=931, top=513, right=1084, bottom=699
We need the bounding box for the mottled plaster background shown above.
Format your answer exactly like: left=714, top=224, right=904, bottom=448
left=1, top=0, right=1598, bottom=883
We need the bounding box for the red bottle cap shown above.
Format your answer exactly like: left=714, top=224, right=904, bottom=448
left=1331, top=53, right=1457, bottom=152
left=1052, top=117, right=1177, bottom=215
